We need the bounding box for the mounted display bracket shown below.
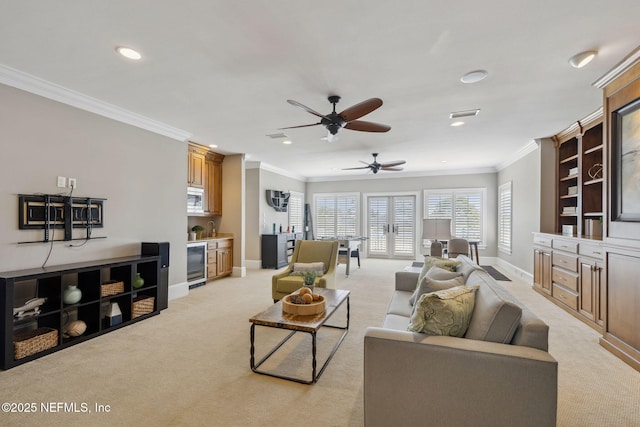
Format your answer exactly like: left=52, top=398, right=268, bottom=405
left=18, top=194, right=106, bottom=244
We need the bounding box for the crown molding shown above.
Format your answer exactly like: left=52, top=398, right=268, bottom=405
left=495, top=140, right=539, bottom=171
left=245, top=161, right=307, bottom=182
left=0, top=63, right=192, bottom=142
left=593, top=46, right=640, bottom=89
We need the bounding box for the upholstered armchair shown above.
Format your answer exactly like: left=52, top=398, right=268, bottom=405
left=271, top=240, right=339, bottom=302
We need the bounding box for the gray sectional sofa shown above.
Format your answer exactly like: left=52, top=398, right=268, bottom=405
left=364, top=256, right=558, bottom=427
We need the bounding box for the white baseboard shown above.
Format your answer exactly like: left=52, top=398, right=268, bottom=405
left=232, top=266, right=247, bottom=277
left=494, top=258, right=533, bottom=282
left=168, top=282, right=189, bottom=301
left=245, top=259, right=263, bottom=270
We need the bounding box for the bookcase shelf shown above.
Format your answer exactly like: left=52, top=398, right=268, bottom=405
left=0, top=256, right=162, bottom=370
left=555, top=114, right=604, bottom=238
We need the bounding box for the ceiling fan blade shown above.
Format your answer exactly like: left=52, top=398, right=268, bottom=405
left=339, top=98, right=383, bottom=121
left=380, top=160, right=406, bottom=168
left=287, top=100, right=327, bottom=119
left=342, top=166, right=371, bottom=170
left=344, top=120, right=391, bottom=133
left=381, top=166, right=404, bottom=171
left=278, top=122, right=321, bottom=130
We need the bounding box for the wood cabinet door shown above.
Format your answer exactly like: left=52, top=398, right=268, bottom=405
left=188, top=150, right=205, bottom=188
left=579, top=259, right=596, bottom=321
left=211, top=161, right=222, bottom=215
left=541, top=251, right=552, bottom=293
left=534, top=249, right=552, bottom=294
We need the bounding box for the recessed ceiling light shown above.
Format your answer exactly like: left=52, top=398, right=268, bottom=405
left=115, top=46, right=142, bottom=60
left=568, top=50, right=597, bottom=69
left=450, top=121, right=465, bottom=127
left=282, top=140, right=292, bottom=145
left=460, top=70, right=488, bottom=84
left=209, top=144, right=218, bottom=148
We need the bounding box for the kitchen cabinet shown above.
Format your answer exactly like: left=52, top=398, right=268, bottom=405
left=205, top=152, right=224, bottom=216
left=188, top=144, right=206, bottom=188
left=207, top=238, right=233, bottom=280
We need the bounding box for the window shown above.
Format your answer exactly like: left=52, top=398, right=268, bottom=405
left=313, top=193, right=359, bottom=238
left=288, top=191, right=304, bottom=233
left=424, top=188, right=486, bottom=243
left=498, top=182, right=512, bottom=254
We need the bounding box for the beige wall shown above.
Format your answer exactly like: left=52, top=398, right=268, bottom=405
left=497, top=148, right=541, bottom=274
left=0, top=84, right=188, bottom=286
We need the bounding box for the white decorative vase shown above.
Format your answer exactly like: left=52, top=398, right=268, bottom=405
left=63, top=285, right=82, bottom=305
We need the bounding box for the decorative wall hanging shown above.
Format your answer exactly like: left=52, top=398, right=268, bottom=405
left=266, top=190, right=290, bottom=212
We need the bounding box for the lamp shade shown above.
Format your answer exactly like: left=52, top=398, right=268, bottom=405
left=422, top=219, right=452, bottom=241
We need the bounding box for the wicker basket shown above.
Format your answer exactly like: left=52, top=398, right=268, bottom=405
left=101, top=280, right=124, bottom=297
left=132, top=296, right=155, bottom=319
left=14, top=327, right=58, bottom=360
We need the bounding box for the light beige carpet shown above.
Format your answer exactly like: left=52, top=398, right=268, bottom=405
left=0, top=259, right=638, bottom=426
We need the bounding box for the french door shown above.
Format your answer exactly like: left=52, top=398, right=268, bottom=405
left=367, top=195, right=416, bottom=259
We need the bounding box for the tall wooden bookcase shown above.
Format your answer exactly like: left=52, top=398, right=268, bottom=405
left=554, top=110, right=604, bottom=237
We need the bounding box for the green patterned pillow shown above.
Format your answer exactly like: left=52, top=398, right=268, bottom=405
left=408, top=285, right=479, bottom=336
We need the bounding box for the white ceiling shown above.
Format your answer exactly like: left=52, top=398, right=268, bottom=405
left=1, top=1, right=640, bottom=179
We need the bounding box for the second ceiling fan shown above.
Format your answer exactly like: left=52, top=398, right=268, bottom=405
left=280, top=95, right=391, bottom=141
left=343, top=153, right=406, bottom=174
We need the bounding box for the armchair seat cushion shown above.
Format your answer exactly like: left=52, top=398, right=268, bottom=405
left=274, top=275, right=321, bottom=295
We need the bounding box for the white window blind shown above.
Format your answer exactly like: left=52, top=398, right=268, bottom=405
left=314, top=193, right=359, bottom=238
left=424, top=188, right=485, bottom=242
left=498, top=182, right=512, bottom=253
left=288, top=191, right=304, bottom=232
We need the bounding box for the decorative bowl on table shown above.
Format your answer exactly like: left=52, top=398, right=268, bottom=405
left=282, top=292, right=326, bottom=316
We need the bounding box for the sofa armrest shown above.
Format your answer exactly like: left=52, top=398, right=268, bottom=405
left=395, top=271, right=419, bottom=292
left=364, top=327, right=557, bottom=427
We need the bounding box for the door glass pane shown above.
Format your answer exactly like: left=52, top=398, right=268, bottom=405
left=393, top=196, right=415, bottom=256
left=368, top=197, right=388, bottom=254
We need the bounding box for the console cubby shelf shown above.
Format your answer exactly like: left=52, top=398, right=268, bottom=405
left=0, top=255, right=161, bottom=370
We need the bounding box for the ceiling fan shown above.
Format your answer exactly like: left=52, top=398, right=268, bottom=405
left=342, top=153, right=406, bottom=174
left=280, top=95, right=391, bottom=141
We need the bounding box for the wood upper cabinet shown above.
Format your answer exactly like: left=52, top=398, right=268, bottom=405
left=205, top=152, right=224, bottom=216
left=188, top=142, right=224, bottom=216
left=188, top=145, right=206, bottom=188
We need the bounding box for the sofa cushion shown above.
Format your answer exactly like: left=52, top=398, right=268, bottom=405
left=409, top=273, right=464, bottom=305
left=464, top=270, right=522, bottom=344
left=383, top=313, right=411, bottom=330
left=456, top=256, right=484, bottom=282
left=387, top=289, right=414, bottom=317
left=407, top=285, right=478, bottom=337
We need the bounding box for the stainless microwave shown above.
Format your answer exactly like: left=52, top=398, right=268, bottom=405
left=187, top=187, right=205, bottom=214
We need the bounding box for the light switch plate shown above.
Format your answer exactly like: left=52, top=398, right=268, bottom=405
left=57, top=176, right=66, bottom=188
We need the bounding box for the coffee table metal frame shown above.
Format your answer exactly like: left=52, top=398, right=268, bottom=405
left=249, top=289, right=350, bottom=384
